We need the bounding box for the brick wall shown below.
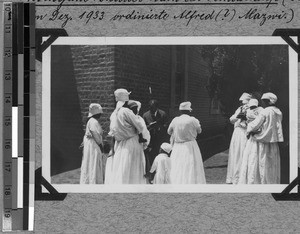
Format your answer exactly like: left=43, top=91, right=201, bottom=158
left=114, top=45, right=172, bottom=117
left=68, top=44, right=227, bottom=138
left=51, top=45, right=117, bottom=175
left=70, top=45, right=116, bottom=135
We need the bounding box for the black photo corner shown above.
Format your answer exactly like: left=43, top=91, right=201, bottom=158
left=35, top=28, right=68, bottom=200
left=271, top=28, right=300, bottom=201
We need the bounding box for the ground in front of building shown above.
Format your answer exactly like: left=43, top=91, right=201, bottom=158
left=51, top=150, right=229, bottom=184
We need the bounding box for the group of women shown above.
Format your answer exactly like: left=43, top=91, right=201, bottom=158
left=226, top=92, right=284, bottom=184
left=79, top=88, right=206, bottom=184
left=79, top=88, right=283, bottom=185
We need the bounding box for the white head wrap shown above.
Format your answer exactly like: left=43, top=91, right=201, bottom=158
left=160, top=143, right=172, bottom=154
left=261, top=92, right=278, bottom=104
left=239, top=93, right=252, bottom=104
left=248, top=99, right=259, bottom=107
left=134, top=100, right=142, bottom=114
left=114, top=88, right=131, bottom=102
left=179, top=101, right=192, bottom=111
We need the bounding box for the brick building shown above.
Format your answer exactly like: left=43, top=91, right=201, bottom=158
left=51, top=45, right=229, bottom=176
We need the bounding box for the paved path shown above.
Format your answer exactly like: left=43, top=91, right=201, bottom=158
left=52, top=150, right=230, bottom=184
left=203, top=150, right=229, bottom=184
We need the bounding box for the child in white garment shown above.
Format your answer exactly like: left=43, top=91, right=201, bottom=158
left=150, top=143, right=172, bottom=184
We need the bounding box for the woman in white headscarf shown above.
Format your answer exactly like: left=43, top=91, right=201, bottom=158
left=80, top=103, right=104, bottom=184
left=238, top=99, right=264, bottom=184
left=108, top=89, right=147, bottom=184
left=168, top=101, right=206, bottom=184
left=242, top=93, right=283, bottom=184
left=226, top=93, right=252, bottom=184
left=106, top=89, right=135, bottom=184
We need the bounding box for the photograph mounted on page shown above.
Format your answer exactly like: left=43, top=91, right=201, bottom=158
left=41, top=36, right=298, bottom=193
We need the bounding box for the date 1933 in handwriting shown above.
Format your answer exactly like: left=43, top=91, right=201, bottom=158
left=78, top=11, right=105, bottom=24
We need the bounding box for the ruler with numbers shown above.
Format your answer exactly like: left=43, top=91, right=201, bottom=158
left=2, top=2, right=35, bottom=231
left=3, top=2, right=13, bottom=231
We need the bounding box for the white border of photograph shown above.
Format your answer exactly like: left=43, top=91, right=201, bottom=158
left=42, top=36, right=298, bottom=193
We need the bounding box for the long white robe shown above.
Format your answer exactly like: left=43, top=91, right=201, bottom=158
left=104, top=151, right=114, bottom=184
left=150, top=153, right=171, bottom=184
left=247, top=106, right=283, bottom=184
left=80, top=118, right=104, bottom=184
left=238, top=107, right=264, bottom=184
left=110, top=107, right=146, bottom=184
left=168, top=114, right=206, bottom=184
left=226, top=105, right=249, bottom=184
left=104, top=101, right=124, bottom=184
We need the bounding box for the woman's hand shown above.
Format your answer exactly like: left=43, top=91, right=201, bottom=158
left=247, top=132, right=256, bottom=139
left=85, top=132, right=93, bottom=139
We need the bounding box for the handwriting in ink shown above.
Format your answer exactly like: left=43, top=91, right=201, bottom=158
left=174, top=10, right=215, bottom=26
left=34, top=1, right=295, bottom=28
left=173, top=9, right=236, bottom=26
left=36, top=13, right=48, bottom=20
left=110, top=9, right=169, bottom=21
left=238, top=8, right=294, bottom=26
left=48, top=2, right=73, bottom=27
left=78, top=11, right=105, bottom=24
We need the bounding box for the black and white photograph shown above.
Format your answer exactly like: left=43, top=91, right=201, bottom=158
left=42, top=37, right=298, bottom=193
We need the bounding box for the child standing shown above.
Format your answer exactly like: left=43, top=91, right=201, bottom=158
left=80, top=103, right=104, bottom=184
left=149, top=143, right=172, bottom=184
